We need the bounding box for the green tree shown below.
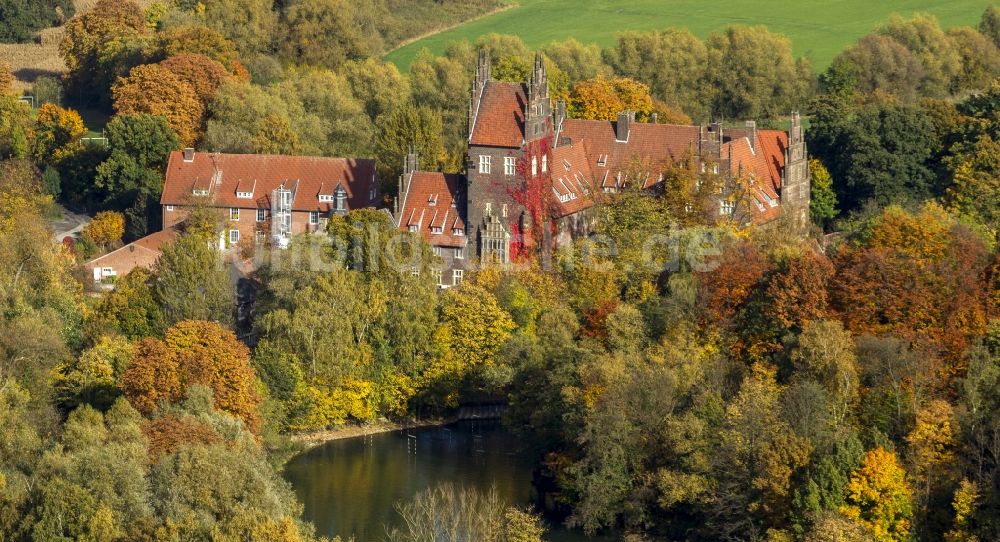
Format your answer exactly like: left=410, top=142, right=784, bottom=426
left=809, top=159, right=838, bottom=228
left=604, top=29, right=711, bottom=120
left=279, top=0, right=369, bottom=69
left=153, top=233, right=235, bottom=328
left=706, top=25, right=814, bottom=119
left=201, top=0, right=277, bottom=56
left=342, top=57, right=411, bottom=121
left=0, top=0, right=74, bottom=43
left=543, top=38, right=607, bottom=84
left=374, top=105, right=446, bottom=185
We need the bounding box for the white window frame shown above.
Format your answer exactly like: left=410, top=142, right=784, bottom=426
left=432, top=269, right=443, bottom=286
left=319, top=194, right=335, bottom=203
left=309, top=211, right=319, bottom=225
left=165, top=205, right=174, bottom=211
left=504, top=156, right=515, bottom=176
left=230, top=208, right=239, bottom=221
left=408, top=225, right=418, bottom=233
left=229, top=229, right=240, bottom=244
left=720, top=200, right=735, bottom=216
left=479, top=155, right=491, bottom=174
left=455, top=246, right=465, bottom=260
left=236, top=191, right=253, bottom=199
left=541, top=155, right=548, bottom=173
left=433, top=246, right=443, bottom=256
left=257, top=208, right=266, bottom=222
left=531, top=156, right=537, bottom=176
left=453, top=269, right=463, bottom=285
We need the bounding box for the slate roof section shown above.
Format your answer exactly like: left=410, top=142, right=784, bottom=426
left=398, top=171, right=468, bottom=248
left=160, top=151, right=378, bottom=213
left=469, top=81, right=526, bottom=148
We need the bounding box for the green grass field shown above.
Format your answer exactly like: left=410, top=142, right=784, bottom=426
left=385, top=0, right=994, bottom=72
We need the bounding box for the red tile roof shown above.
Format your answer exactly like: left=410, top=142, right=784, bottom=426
left=84, top=226, right=179, bottom=271
left=160, top=151, right=378, bottom=213
left=723, top=130, right=787, bottom=224
left=397, top=171, right=468, bottom=248
left=469, top=81, right=526, bottom=148
left=549, top=143, right=596, bottom=217
left=560, top=119, right=702, bottom=180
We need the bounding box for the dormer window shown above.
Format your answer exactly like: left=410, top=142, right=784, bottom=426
left=319, top=194, right=335, bottom=202
left=192, top=189, right=209, bottom=196
left=453, top=227, right=464, bottom=235
left=236, top=191, right=253, bottom=199
left=408, top=225, right=418, bottom=232
left=597, top=155, right=607, bottom=167
left=563, top=159, right=571, bottom=171
left=430, top=226, right=442, bottom=234
left=428, top=194, right=438, bottom=207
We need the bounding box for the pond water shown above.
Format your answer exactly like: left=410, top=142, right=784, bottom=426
left=283, top=420, right=609, bottom=542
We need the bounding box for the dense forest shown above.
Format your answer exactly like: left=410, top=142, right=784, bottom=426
left=1, top=0, right=1000, bottom=541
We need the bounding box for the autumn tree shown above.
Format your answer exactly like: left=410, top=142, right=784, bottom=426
left=112, top=64, right=203, bottom=146
left=81, top=210, right=125, bottom=249
left=826, top=34, right=925, bottom=100
left=157, top=24, right=241, bottom=71
left=31, top=103, right=85, bottom=165
left=374, top=105, right=446, bottom=186
left=201, top=0, right=277, bottom=56
left=841, top=448, right=913, bottom=542
left=342, top=57, right=411, bottom=121
left=569, top=75, right=655, bottom=121
left=542, top=38, right=607, bottom=84
left=120, top=320, right=260, bottom=431
left=159, top=53, right=231, bottom=104
left=0, top=60, right=13, bottom=95
left=279, top=0, right=370, bottom=69
left=59, top=0, right=148, bottom=104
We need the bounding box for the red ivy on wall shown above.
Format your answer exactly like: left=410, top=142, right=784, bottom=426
left=507, top=136, right=558, bottom=261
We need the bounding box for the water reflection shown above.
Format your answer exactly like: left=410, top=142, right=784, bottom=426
left=283, top=421, right=605, bottom=541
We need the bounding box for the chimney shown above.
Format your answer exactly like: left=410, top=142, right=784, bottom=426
left=745, top=120, right=757, bottom=152
left=182, top=148, right=195, bottom=162
left=650, top=112, right=658, bottom=124
left=616, top=110, right=634, bottom=142
left=404, top=149, right=419, bottom=175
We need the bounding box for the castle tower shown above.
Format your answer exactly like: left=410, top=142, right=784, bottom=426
left=468, top=50, right=491, bottom=140
left=525, top=52, right=551, bottom=142
left=782, top=111, right=811, bottom=232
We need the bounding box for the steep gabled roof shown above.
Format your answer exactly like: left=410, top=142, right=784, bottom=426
left=469, top=81, right=526, bottom=148
left=160, top=151, right=379, bottom=213
left=723, top=130, right=787, bottom=224
left=549, top=143, right=596, bottom=217
left=397, top=171, right=468, bottom=248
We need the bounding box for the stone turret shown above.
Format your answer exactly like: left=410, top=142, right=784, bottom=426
left=782, top=111, right=810, bottom=232
left=468, top=50, right=491, bottom=140
left=525, top=52, right=551, bottom=142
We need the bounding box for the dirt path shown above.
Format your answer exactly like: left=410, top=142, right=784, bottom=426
left=289, top=417, right=453, bottom=448
left=384, top=3, right=518, bottom=55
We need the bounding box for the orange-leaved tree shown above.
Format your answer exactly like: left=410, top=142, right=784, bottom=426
left=569, top=75, right=655, bottom=121
left=159, top=53, right=231, bottom=104
left=120, top=320, right=260, bottom=432
left=112, top=63, right=204, bottom=145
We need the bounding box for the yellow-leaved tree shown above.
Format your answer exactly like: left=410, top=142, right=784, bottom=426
left=32, top=103, right=86, bottom=164
left=841, top=447, right=913, bottom=542
left=569, top=76, right=655, bottom=121
left=81, top=210, right=125, bottom=250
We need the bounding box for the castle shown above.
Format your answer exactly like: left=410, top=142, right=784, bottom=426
left=395, top=52, right=810, bottom=287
